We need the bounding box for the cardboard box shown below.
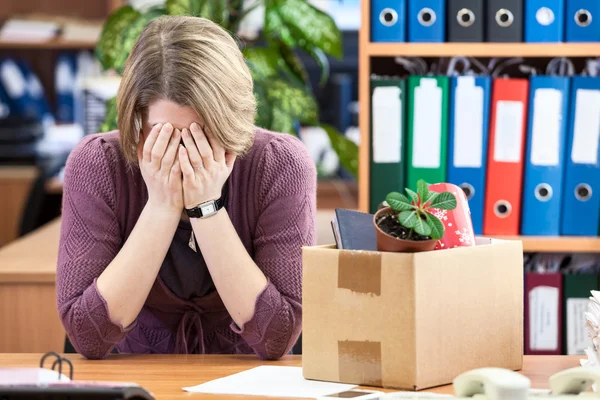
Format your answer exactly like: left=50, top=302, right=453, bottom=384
left=302, top=239, right=523, bottom=390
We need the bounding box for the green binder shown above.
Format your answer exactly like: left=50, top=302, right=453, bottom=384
left=563, top=274, right=599, bottom=355
left=369, top=78, right=405, bottom=214
left=406, top=76, right=449, bottom=191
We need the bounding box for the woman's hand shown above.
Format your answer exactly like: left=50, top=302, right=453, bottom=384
left=138, top=122, right=183, bottom=214
left=179, top=122, right=235, bottom=208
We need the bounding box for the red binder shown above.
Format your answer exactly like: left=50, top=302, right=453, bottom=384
left=483, top=78, right=529, bottom=235
left=524, top=273, right=563, bottom=355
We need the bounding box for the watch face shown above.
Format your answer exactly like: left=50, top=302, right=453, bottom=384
left=200, top=202, right=216, bottom=216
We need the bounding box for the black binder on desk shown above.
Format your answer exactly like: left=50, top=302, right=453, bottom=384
left=448, top=0, right=484, bottom=42
left=486, top=0, right=524, bottom=42
left=0, top=353, right=155, bottom=400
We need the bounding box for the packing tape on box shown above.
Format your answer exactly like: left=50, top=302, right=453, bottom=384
left=338, top=340, right=383, bottom=386
left=337, top=251, right=382, bottom=296
left=337, top=251, right=384, bottom=386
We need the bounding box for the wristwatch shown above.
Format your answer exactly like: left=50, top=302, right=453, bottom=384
left=185, top=197, right=224, bottom=218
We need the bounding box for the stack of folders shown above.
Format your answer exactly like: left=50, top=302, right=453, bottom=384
left=370, top=0, right=600, bottom=43
left=369, top=67, right=600, bottom=237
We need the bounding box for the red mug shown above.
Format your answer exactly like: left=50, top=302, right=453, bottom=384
left=428, top=183, right=476, bottom=250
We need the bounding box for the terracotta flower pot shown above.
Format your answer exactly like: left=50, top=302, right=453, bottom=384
left=373, top=207, right=437, bottom=253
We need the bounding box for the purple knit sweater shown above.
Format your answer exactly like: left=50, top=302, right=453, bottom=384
left=56, top=128, right=316, bottom=360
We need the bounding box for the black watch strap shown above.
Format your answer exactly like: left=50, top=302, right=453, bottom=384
left=185, top=197, right=224, bottom=218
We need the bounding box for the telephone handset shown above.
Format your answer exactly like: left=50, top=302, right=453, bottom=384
left=382, top=366, right=600, bottom=399
left=453, top=368, right=530, bottom=400
left=549, top=367, right=600, bottom=395
left=451, top=366, right=600, bottom=399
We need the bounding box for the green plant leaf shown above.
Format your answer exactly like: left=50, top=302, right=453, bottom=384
left=114, top=7, right=166, bottom=74
left=425, top=212, right=445, bottom=240
left=386, top=192, right=413, bottom=211
left=321, top=123, right=358, bottom=179
left=253, top=81, right=272, bottom=129
left=429, top=192, right=457, bottom=210
left=244, top=45, right=307, bottom=87
left=100, top=97, right=118, bottom=132
left=270, top=106, right=296, bottom=134
left=265, top=78, right=318, bottom=126
left=417, top=179, right=429, bottom=206
left=264, top=0, right=343, bottom=58
left=165, top=0, right=201, bottom=16
left=264, top=1, right=296, bottom=48
left=279, top=44, right=309, bottom=86
left=305, top=45, right=329, bottom=87
left=398, top=210, right=417, bottom=229
left=96, top=5, right=141, bottom=71
left=195, top=0, right=229, bottom=25
left=413, top=213, right=432, bottom=237
left=230, top=0, right=260, bottom=32
left=244, top=47, right=281, bottom=80
left=425, top=191, right=440, bottom=206
left=405, top=188, right=419, bottom=205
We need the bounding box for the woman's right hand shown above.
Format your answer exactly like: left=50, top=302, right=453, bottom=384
left=138, top=122, right=183, bottom=214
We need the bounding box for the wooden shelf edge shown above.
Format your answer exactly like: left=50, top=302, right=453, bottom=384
left=0, top=38, right=97, bottom=50
left=491, top=235, right=600, bottom=253
left=368, top=42, right=600, bottom=57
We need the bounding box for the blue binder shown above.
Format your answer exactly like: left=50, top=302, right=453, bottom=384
left=0, top=82, right=12, bottom=119
left=521, top=76, right=570, bottom=236
left=565, top=1, right=600, bottom=42
left=561, top=76, right=600, bottom=236
left=55, top=53, right=77, bottom=123
left=371, top=0, right=406, bottom=42
left=407, top=0, right=445, bottom=42
left=447, top=76, right=491, bottom=235
left=0, top=58, right=35, bottom=119
left=525, top=0, right=565, bottom=42
left=17, top=61, right=53, bottom=124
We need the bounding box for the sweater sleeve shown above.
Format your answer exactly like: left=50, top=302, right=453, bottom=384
left=56, top=135, right=134, bottom=359
left=231, top=134, right=317, bottom=360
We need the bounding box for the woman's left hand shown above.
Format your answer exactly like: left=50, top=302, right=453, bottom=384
left=179, top=122, right=236, bottom=209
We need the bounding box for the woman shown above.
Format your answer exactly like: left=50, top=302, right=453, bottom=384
left=56, top=15, right=316, bottom=360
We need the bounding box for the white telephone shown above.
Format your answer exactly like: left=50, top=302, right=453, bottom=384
left=453, top=368, right=531, bottom=399
left=381, top=367, right=600, bottom=399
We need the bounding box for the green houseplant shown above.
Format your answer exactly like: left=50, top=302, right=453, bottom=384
left=374, top=179, right=457, bottom=253
left=95, top=0, right=358, bottom=178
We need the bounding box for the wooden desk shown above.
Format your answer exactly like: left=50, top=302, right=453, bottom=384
left=0, top=354, right=582, bottom=399
left=0, top=219, right=64, bottom=353
left=0, top=166, right=39, bottom=247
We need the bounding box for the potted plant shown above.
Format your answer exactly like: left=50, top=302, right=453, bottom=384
left=374, top=179, right=457, bottom=253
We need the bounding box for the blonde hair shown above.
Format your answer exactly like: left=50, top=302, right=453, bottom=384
left=116, top=15, right=256, bottom=163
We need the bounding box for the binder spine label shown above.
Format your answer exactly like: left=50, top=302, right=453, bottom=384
left=571, top=89, right=600, bottom=164
left=531, top=88, right=562, bottom=166
left=529, top=286, right=559, bottom=351
left=453, top=77, right=484, bottom=168
left=493, top=100, right=524, bottom=163
left=372, top=87, right=402, bottom=163
left=413, top=78, right=442, bottom=168
left=567, top=298, right=591, bottom=355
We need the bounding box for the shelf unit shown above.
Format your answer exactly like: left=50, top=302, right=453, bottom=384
left=0, top=39, right=97, bottom=50
left=358, top=0, right=600, bottom=252
left=367, top=42, right=600, bottom=57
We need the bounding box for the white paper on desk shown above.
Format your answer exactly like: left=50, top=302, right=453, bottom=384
left=183, top=366, right=356, bottom=398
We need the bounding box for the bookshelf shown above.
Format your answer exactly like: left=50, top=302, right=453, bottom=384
left=0, top=39, right=97, bottom=50
left=367, top=42, right=600, bottom=57
left=493, top=236, right=600, bottom=253
left=358, top=0, right=600, bottom=252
